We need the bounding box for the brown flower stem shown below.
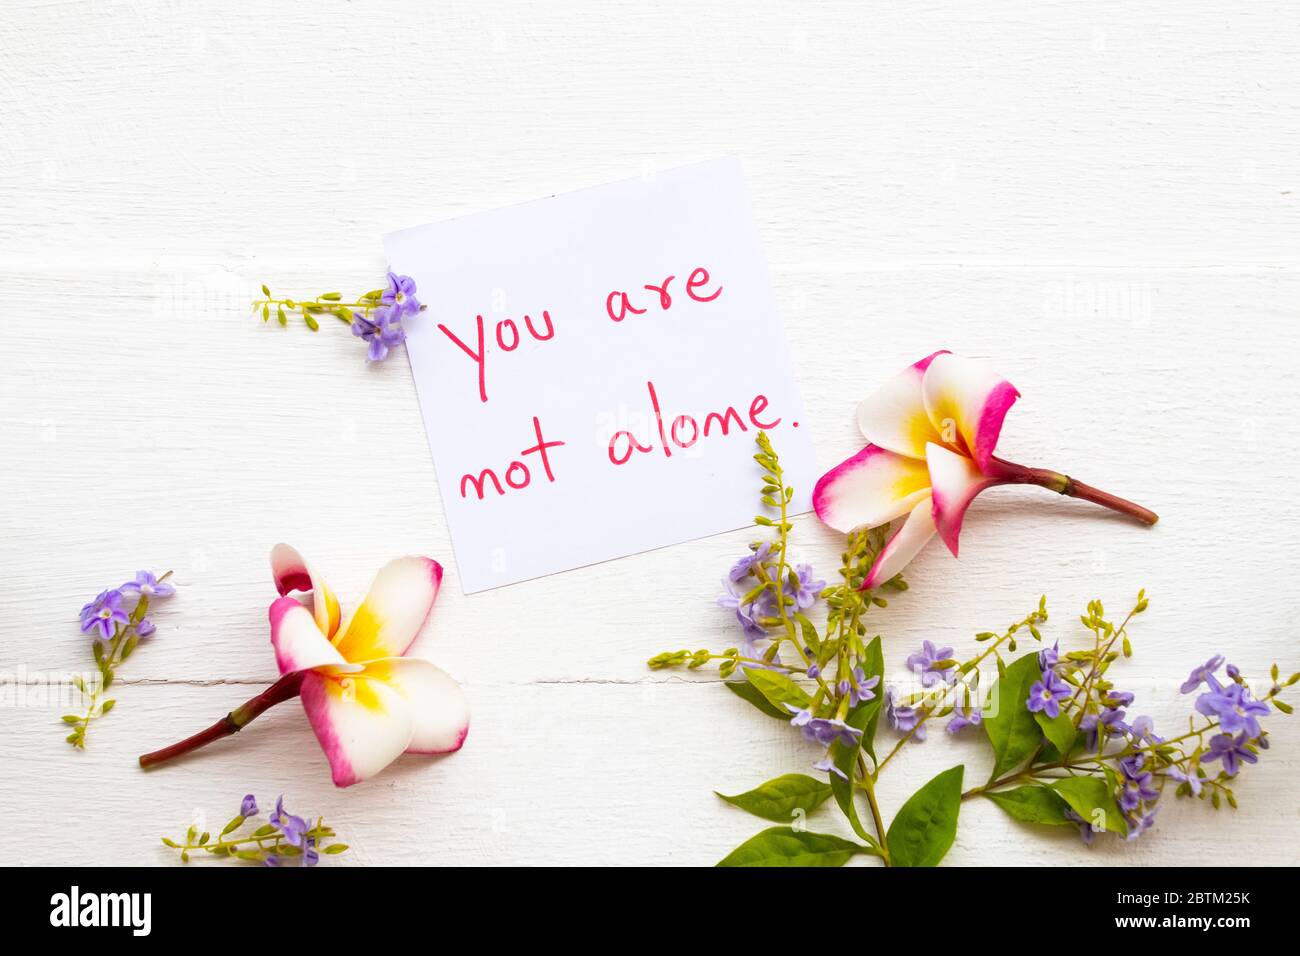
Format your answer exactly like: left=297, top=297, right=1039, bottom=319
left=989, top=457, right=1159, bottom=525
left=138, top=671, right=304, bottom=770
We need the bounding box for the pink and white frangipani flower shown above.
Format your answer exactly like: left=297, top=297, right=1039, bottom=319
left=813, top=351, right=1157, bottom=590
left=140, top=544, right=470, bottom=787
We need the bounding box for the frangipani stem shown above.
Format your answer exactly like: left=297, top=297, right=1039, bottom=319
left=138, top=671, right=304, bottom=769
left=990, top=458, right=1158, bottom=526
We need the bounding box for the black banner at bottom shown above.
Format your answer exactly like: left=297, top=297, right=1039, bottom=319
left=5, top=865, right=1282, bottom=939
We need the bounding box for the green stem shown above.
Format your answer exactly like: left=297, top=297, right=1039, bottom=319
left=874, top=617, right=1028, bottom=777
left=138, top=671, right=305, bottom=769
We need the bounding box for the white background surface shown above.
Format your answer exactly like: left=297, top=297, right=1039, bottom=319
left=1, top=1, right=1297, bottom=866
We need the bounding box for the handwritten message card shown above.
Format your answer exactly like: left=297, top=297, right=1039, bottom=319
left=384, top=158, right=816, bottom=592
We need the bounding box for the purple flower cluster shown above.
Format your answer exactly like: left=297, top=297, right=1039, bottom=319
left=1182, top=654, right=1269, bottom=778
left=717, top=546, right=824, bottom=658
left=78, top=570, right=174, bottom=641
left=1079, top=655, right=1274, bottom=845
left=351, top=272, right=420, bottom=361
left=266, top=795, right=319, bottom=867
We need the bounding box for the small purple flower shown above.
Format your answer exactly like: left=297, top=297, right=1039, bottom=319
left=906, top=640, right=957, bottom=688
left=784, top=704, right=863, bottom=747
left=1065, top=809, right=1095, bottom=846
left=135, top=618, right=156, bottom=637
left=1038, top=641, right=1059, bottom=671
left=381, top=271, right=420, bottom=317
left=351, top=306, right=407, bottom=361
left=271, top=795, right=310, bottom=848
left=1127, top=715, right=1162, bottom=744
left=1125, top=806, right=1159, bottom=841
left=1180, top=654, right=1225, bottom=694
left=885, top=686, right=927, bottom=741
left=1201, top=733, right=1258, bottom=777
left=1118, top=754, right=1159, bottom=812
left=946, top=701, right=983, bottom=734
left=1166, top=766, right=1202, bottom=797
left=1226, top=663, right=1241, bottom=681
left=1080, top=708, right=1128, bottom=751
left=240, top=794, right=259, bottom=818
left=812, top=757, right=848, bottom=781
left=787, top=564, right=825, bottom=611
left=1026, top=669, right=1071, bottom=719
left=120, top=570, right=175, bottom=600
left=1195, top=678, right=1269, bottom=738
left=806, top=660, right=821, bottom=680
left=717, top=578, right=767, bottom=643
left=1104, top=690, right=1135, bottom=709
left=728, top=543, right=771, bottom=581
left=79, top=589, right=129, bottom=641
left=845, top=667, right=880, bottom=708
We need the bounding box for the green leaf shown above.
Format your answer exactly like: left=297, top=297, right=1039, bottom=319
left=221, top=816, right=245, bottom=836
left=61, top=714, right=80, bottom=724
left=827, top=636, right=886, bottom=841
left=885, top=764, right=964, bottom=867
left=1049, top=776, right=1128, bottom=837
left=827, top=752, right=870, bottom=842
left=716, top=827, right=870, bottom=867
left=982, top=653, right=1044, bottom=777
left=857, top=635, right=886, bottom=762
left=304, top=313, right=320, bottom=331
left=716, top=774, right=832, bottom=822
left=724, top=678, right=789, bottom=720
left=99, top=699, right=115, bottom=715
left=984, top=785, right=1072, bottom=826
left=742, top=667, right=810, bottom=712
left=324, top=843, right=349, bottom=854
left=1035, top=710, right=1077, bottom=757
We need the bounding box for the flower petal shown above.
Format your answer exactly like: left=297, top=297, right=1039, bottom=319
left=299, top=669, right=414, bottom=787
left=926, top=443, right=997, bottom=556
left=333, top=556, right=443, bottom=662
left=269, top=597, right=360, bottom=676
left=813, top=444, right=932, bottom=533
left=270, top=543, right=342, bottom=639
left=856, top=350, right=950, bottom=459
left=920, top=353, right=1019, bottom=471
left=861, top=496, right=938, bottom=590
left=362, top=657, right=470, bottom=754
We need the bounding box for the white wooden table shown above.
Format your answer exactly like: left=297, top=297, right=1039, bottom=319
left=2, top=1, right=1297, bottom=866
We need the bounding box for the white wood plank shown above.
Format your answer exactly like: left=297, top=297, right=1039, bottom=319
left=1, top=0, right=1297, bottom=865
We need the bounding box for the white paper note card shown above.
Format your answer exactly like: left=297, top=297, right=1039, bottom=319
left=384, top=158, right=816, bottom=592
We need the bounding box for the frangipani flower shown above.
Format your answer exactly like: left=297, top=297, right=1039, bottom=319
left=139, top=545, right=469, bottom=788
left=814, top=351, right=1157, bottom=589
left=268, top=544, right=470, bottom=786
